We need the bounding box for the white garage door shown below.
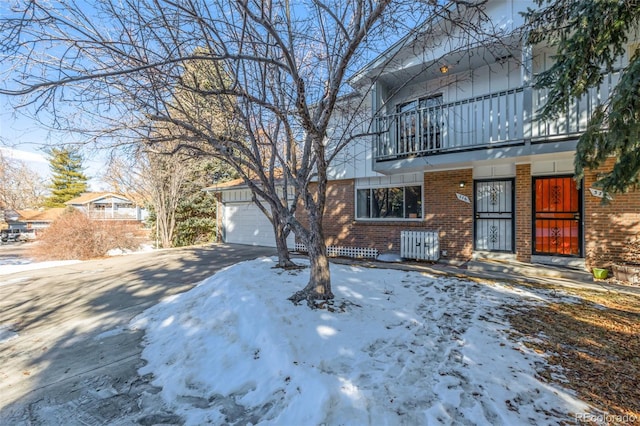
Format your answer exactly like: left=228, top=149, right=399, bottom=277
left=222, top=202, right=295, bottom=247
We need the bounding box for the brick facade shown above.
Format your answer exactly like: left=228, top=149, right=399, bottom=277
left=299, top=160, right=640, bottom=266
left=515, top=164, right=532, bottom=262
left=423, top=169, right=474, bottom=261
left=300, top=171, right=475, bottom=260
left=583, top=158, right=640, bottom=267
left=298, top=179, right=427, bottom=253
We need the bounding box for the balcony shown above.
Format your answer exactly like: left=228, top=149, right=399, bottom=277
left=84, top=207, right=146, bottom=221
left=373, top=72, right=620, bottom=161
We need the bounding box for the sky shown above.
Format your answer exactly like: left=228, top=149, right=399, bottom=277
left=1, top=95, right=109, bottom=190
left=1, top=95, right=50, bottom=174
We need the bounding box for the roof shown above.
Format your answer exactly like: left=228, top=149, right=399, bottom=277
left=65, top=192, right=133, bottom=206
left=16, top=208, right=66, bottom=222
left=203, top=177, right=247, bottom=192
left=204, top=169, right=286, bottom=192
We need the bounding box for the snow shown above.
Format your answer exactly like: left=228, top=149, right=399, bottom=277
left=0, top=259, right=81, bottom=276
left=132, top=258, right=594, bottom=425
left=0, top=325, right=18, bottom=344
left=0, top=244, right=156, bottom=276
left=376, top=253, right=403, bottom=262
left=106, top=244, right=155, bottom=256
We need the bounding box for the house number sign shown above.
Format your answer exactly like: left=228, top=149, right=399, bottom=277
left=456, top=193, right=471, bottom=203
left=589, top=187, right=612, bottom=200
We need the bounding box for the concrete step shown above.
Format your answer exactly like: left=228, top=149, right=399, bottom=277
left=467, top=259, right=593, bottom=282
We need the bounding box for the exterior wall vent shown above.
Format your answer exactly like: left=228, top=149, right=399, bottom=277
left=400, top=230, right=440, bottom=261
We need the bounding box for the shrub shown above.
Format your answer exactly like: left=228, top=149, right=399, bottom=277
left=30, top=208, right=142, bottom=260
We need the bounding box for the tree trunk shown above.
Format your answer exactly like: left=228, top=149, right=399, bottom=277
left=289, top=221, right=333, bottom=305
left=273, top=220, right=296, bottom=268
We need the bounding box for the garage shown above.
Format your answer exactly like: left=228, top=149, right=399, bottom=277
left=205, top=182, right=296, bottom=248
left=222, top=202, right=295, bottom=248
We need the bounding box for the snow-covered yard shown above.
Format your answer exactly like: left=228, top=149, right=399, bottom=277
left=131, top=257, right=594, bottom=425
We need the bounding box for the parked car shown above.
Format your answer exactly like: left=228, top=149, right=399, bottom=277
left=0, top=229, right=29, bottom=243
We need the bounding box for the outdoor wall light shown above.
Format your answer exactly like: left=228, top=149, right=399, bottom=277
left=440, top=65, right=449, bottom=74
left=459, top=181, right=466, bottom=188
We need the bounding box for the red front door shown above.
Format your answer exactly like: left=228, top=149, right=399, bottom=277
left=533, top=176, right=582, bottom=256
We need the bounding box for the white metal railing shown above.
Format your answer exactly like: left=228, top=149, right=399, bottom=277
left=375, top=88, right=524, bottom=160
left=531, top=70, right=620, bottom=140
left=374, top=72, right=621, bottom=161
left=85, top=208, right=142, bottom=220
left=294, top=243, right=379, bottom=259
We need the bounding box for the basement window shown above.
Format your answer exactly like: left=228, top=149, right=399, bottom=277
left=356, top=185, right=422, bottom=220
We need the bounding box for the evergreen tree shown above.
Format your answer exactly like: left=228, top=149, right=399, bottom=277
left=526, top=0, right=640, bottom=194
left=44, top=147, right=89, bottom=207
left=171, top=160, right=228, bottom=247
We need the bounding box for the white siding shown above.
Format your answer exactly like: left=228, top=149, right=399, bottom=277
left=326, top=93, right=383, bottom=180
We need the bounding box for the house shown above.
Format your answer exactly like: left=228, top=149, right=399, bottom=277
left=212, top=0, right=640, bottom=268
left=4, top=208, right=66, bottom=237
left=65, top=192, right=148, bottom=222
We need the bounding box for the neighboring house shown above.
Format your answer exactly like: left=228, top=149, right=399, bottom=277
left=5, top=208, right=66, bottom=237
left=212, top=0, right=640, bottom=268
left=65, top=192, right=148, bottom=222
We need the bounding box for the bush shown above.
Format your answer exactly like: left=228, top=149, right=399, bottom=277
left=29, top=209, right=142, bottom=260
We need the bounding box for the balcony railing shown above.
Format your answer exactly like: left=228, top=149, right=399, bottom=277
left=374, top=71, right=620, bottom=161
left=531, top=71, right=620, bottom=140
left=85, top=207, right=144, bottom=221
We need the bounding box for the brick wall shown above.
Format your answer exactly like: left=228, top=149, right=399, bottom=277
left=299, top=171, right=475, bottom=260
left=583, top=158, right=640, bottom=267
left=298, top=160, right=640, bottom=266
left=515, top=164, right=532, bottom=262
left=423, top=169, right=474, bottom=261
left=298, top=179, right=426, bottom=252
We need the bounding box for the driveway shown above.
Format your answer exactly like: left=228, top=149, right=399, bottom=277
left=0, top=244, right=275, bottom=425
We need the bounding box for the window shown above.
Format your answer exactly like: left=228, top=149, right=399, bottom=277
left=356, top=185, right=422, bottom=219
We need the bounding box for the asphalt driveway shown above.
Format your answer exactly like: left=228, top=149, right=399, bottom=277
left=0, top=244, right=275, bottom=425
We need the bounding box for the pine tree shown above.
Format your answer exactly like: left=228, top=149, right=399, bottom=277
left=44, top=147, right=89, bottom=207
left=171, top=159, right=236, bottom=247
left=526, top=0, right=640, bottom=194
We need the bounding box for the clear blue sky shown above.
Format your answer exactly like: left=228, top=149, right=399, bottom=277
left=1, top=95, right=109, bottom=189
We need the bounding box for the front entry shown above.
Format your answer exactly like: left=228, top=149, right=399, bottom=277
left=474, top=179, right=514, bottom=252
left=533, top=176, right=582, bottom=256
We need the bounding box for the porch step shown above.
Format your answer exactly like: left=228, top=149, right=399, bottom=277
left=467, top=258, right=593, bottom=282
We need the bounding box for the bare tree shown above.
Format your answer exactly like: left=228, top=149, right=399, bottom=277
left=0, top=150, right=47, bottom=210
left=106, top=145, right=190, bottom=249
left=106, top=144, right=234, bottom=248
left=0, top=0, right=497, bottom=303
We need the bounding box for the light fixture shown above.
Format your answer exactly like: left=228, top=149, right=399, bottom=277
left=439, top=65, right=449, bottom=74
left=459, top=181, right=466, bottom=188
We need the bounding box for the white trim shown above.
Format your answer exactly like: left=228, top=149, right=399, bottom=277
left=355, top=218, right=424, bottom=223
left=355, top=172, right=423, bottom=187
left=423, top=166, right=473, bottom=173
